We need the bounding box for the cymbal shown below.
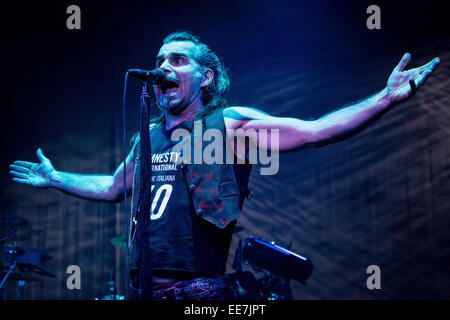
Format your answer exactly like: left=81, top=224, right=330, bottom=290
left=16, top=263, right=56, bottom=278
left=0, top=218, right=28, bottom=227
left=0, top=270, right=40, bottom=282
left=1, top=246, right=52, bottom=264
left=110, top=234, right=127, bottom=249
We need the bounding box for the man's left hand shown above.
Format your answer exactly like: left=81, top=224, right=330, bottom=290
left=387, top=53, right=440, bottom=103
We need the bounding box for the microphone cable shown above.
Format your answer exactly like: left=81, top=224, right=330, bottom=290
left=122, top=71, right=130, bottom=298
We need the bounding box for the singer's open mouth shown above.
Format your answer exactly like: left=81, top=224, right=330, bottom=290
left=160, top=79, right=179, bottom=94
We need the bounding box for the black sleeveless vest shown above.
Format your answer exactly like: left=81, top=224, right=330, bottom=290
left=129, top=108, right=252, bottom=275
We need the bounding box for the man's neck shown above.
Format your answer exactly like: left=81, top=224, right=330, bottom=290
left=164, top=101, right=204, bottom=130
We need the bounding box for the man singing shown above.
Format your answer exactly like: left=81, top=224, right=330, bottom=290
left=9, top=31, right=439, bottom=299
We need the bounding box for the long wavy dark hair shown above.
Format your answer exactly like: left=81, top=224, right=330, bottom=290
left=131, top=30, right=230, bottom=147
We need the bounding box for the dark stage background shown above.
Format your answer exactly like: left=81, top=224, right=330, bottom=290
left=1, top=0, right=449, bottom=299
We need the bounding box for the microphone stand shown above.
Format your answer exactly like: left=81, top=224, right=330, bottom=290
left=135, top=80, right=153, bottom=299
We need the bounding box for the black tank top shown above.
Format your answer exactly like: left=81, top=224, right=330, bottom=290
left=144, top=120, right=235, bottom=277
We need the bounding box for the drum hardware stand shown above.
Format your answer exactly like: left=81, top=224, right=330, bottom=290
left=0, top=244, right=26, bottom=300
left=95, top=270, right=124, bottom=300
left=0, top=262, right=17, bottom=291
left=1, top=218, right=54, bottom=299
left=16, top=279, right=25, bottom=300
left=1, top=222, right=19, bottom=299
left=0, top=239, right=19, bottom=300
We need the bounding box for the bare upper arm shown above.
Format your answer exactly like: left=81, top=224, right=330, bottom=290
left=108, top=142, right=137, bottom=201
left=110, top=124, right=157, bottom=200
left=223, top=106, right=319, bottom=151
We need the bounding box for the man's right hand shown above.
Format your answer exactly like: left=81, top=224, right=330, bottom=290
left=9, top=148, right=56, bottom=188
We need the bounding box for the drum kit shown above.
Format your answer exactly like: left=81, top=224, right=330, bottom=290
left=2, top=217, right=313, bottom=300
left=0, top=218, right=56, bottom=300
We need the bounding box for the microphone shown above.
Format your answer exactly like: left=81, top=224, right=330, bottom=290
left=127, top=68, right=165, bottom=84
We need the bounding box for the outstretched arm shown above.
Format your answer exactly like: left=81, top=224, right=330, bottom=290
left=225, top=53, right=440, bottom=151
left=9, top=147, right=135, bottom=202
